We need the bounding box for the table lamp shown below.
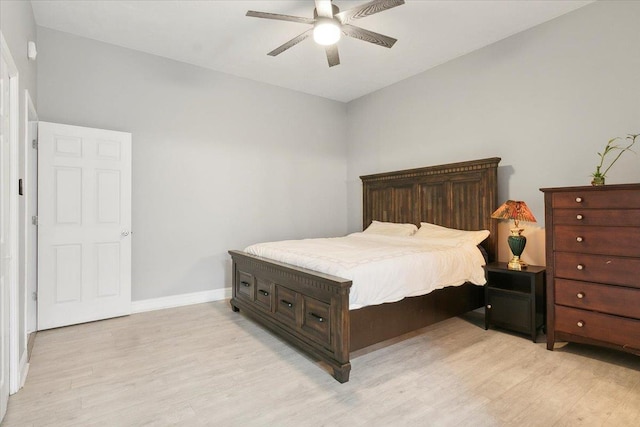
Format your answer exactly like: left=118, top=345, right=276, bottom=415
left=491, top=200, right=537, bottom=270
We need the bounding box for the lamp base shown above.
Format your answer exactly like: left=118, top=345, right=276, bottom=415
left=507, top=232, right=528, bottom=270
left=507, top=256, right=528, bottom=270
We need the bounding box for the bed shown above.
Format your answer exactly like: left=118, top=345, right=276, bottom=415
left=229, top=157, right=500, bottom=382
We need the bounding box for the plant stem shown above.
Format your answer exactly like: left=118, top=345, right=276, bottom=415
left=602, top=134, right=637, bottom=176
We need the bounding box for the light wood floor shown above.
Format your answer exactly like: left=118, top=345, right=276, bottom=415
left=4, top=301, right=640, bottom=426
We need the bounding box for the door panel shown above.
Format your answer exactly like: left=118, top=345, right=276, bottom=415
left=38, top=122, right=132, bottom=330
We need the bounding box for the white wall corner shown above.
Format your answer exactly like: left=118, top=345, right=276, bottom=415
left=131, top=288, right=232, bottom=314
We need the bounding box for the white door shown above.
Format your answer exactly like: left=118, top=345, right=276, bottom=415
left=37, top=122, right=132, bottom=330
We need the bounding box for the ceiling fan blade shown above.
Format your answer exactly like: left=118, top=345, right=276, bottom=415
left=267, top=29, right=313, bottom=56
left=325, top=44, right=340, bottom=67
left=335, top=0, right=405, bottom=25
left=246, top=11, right=315, bottom=25
left=314, top=0, right=334, bottom=18
left=341, top=24, right=397, bottom=48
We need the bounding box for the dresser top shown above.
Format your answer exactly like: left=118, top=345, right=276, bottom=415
left=540, top=183, right=640, bottom=193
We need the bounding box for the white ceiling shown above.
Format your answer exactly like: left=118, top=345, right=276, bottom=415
left=31, top=0, right=594, bottom=102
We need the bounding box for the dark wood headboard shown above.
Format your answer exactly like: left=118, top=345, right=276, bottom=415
left=360, top=157, right=501, bottom=262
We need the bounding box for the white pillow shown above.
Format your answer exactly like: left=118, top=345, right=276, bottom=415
left=363, top=220, right=418, bottom=236
left=415, top=222, right=490, bottom=245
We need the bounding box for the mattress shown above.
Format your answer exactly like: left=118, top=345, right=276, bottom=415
left=244, top=232, right=487, bottom=310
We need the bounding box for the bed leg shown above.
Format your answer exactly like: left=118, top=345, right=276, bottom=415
left=333, top=364, right=351, bottom=383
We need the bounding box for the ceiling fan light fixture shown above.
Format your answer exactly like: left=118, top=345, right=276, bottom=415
left=313, top=19, right=341, bottom=46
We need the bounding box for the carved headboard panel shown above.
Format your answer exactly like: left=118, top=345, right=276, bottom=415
left=360, top=157, right=501, bottom=262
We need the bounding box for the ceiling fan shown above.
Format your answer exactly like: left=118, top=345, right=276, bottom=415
left=246, top=0, right=405, bottom=67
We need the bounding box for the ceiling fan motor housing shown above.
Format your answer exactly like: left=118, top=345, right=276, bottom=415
left=313, top=3, right=340, bottom=19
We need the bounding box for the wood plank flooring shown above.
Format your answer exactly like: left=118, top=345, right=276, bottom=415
left=4, top=301, right=640, bottom=426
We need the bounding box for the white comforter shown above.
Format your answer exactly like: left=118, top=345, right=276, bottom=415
left=244, top=233, right=487, bottom=310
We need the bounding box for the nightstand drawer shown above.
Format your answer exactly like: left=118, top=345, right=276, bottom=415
left=554, top=252, right=640, bottom=289
left=555, top=305, right=640, bottom=350
left=552, top=209, right=640, bottom=227
left=555, top=279, right=640, bottom=319
left=552, top=189, right=640, bottom=209
left=554, top=225, right=640, bottom=257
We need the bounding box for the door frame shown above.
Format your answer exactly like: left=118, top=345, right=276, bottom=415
left=20, top=90, right=37, bottom=386
left=1, top=31, right=22, bottom=396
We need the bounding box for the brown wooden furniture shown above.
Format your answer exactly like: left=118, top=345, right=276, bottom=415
left=230, top=157, right=500, bottom=382
left=541, top=184, right=640, bottom=356
left=484, top=262, right=546, bottom=342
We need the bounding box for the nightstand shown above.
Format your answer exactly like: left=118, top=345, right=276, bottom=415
left=484, top=262, right=546, bottom=342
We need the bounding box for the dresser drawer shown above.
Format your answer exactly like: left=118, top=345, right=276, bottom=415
left=236, top=271, right=254, bottom=301
left=553, top=209, right=640, bottom=227
left=301, top=295, right=331, bottom=348
left=555, top=279, right=640, bottom=319
left=255, top=278, right=273, bottom=312
left=554, top=252, right=640, bottom=289
left=554, top=225, right=640, bottom=257
left=555, top=305, right=640, bottom=350
left=552, top=189, right=640, bottom=209
left=274, top=285, right=298, bottom=327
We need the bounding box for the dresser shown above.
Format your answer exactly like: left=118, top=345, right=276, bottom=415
left=540, top=184, right=640, bottom=355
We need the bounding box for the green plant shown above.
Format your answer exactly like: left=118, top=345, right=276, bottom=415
left=592, top=133, right=639, bottom=179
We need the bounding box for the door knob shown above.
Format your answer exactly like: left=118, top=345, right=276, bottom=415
left=121, top=230, right=130, bottom=237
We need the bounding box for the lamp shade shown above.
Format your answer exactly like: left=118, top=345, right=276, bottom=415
left=491, top=200, right=537, bottom=226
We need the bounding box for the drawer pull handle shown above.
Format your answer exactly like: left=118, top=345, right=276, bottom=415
left=309, top=312, right=325, bottom=323
left=486, top=304, right=492, bottom=309
left=575, top=197, right=583, bottom=203
left=240, top=281, right=251, bottom=287
left=576, top=236, right=583, bottom=243
left=576, top=214, right=583, bottom=220
left=576, top=292, right=585, bottom=299
left=577, top=320, right=585, bottom=328
left=280, top=299, right=293, bottom=308
left=258, top=290, right=269, bottom=297
left=576, top=264, right=584, bottom=270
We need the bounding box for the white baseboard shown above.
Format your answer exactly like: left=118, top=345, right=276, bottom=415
left=17, top=352, right=29, bottom=392
left=20, top=361, right=29, bottom=389
left=131, top=287, right=232, bottom=314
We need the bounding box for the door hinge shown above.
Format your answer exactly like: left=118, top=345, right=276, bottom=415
left=32, top=291, right=37, bottom=301
left=32, top=215, right=38, bottom=226
left=32, top=139, right=38, bottom=149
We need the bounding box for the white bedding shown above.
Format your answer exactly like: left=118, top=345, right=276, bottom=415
left=244, top=233, right=487, bottom=310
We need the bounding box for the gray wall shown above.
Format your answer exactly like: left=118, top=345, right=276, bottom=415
left=35, top=1, right=640, bottom=296
left=37, top=28, right=348, bottom=301
left=346, top=0, right=640, bottom=265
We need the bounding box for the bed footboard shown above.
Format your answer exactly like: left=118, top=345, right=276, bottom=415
left=229, top=250, right=353, bottom=383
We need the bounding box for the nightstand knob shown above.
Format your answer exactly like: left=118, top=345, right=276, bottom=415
left=575, top=197, right=583, bottom=203
left=577, top=320, right=585, bottom=328
left=487, top=304, right=492, bottom=309
left=576, top=236, right=583, bottom=243
left=576, top=214, right=583, bottom=220
left=576, top=264, right=584, bottom=270
left=577, top=292, right=585, bottom=299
